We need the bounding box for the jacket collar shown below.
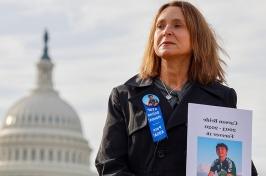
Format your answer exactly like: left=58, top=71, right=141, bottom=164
left=126, top=74, right=228, bottom=130
left=124, top=74, right=153, bottom=87
left=125, top=74, right=226, bottom=100
left=166, top=82, right=227, bottom=129
left=196, top=82, right=226, bottom=100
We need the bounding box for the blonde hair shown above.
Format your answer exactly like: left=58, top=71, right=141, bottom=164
left=139, top=1, right=226, bottom=85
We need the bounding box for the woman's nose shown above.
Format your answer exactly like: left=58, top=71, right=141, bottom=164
left=163, top=25, right=173, bottom=36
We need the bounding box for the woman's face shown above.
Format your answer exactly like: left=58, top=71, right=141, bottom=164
left=153, top=6, right=192, bottom=60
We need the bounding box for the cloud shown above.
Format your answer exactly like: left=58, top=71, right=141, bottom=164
left=0, top=35, right=26, bottom=60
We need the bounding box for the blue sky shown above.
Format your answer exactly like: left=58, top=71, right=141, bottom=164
left=0, top=0, right=265, bottom=174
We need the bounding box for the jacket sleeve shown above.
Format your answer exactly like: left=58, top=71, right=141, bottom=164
left=227, top=88, right=258, bottom=176
left=95, top=88, right=136, bottom=176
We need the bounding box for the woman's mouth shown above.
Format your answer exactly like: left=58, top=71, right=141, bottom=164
left=160, top=41, right=175, bottom=47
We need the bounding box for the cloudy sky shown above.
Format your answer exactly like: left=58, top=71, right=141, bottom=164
left=0, top=0, right=265, bottom=174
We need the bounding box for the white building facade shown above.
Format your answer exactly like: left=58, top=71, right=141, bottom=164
left=0, top=31, right=96, bottom=176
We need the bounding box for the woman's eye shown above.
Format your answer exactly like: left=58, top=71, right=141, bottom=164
left=156, top=24, right=164, bottom=29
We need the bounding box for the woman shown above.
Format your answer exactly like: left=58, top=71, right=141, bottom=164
left=95, top=1, right=258, bottom=175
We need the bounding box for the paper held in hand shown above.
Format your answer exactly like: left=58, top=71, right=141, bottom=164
left=186, top=103, right=252, bottom=176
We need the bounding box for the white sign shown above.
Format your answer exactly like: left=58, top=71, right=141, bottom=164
left=186, top=103, right=252, bottom=176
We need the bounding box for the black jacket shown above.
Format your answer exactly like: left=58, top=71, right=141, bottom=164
left=95, top=75, right=258, bottom=176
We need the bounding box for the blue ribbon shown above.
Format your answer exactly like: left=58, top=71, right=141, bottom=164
left=142, top=94, right=167, bottom=142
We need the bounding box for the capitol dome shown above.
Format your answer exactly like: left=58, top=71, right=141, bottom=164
left=0, top=31, right=96, bottom=176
